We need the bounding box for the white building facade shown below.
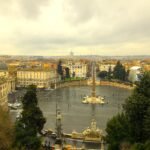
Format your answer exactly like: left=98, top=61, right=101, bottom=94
left=66, top=62, right=88, bottom=78
left=17, top=69, right=59, bottom=88
left=0, top=78, right=15, bottom=110
left=99, top=64, right=115, bottom=72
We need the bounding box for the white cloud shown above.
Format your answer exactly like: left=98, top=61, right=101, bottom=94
left=0, top=0, right=150, bottom=56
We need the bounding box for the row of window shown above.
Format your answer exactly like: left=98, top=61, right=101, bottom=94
left=17, top=75, right=56, bottom=78
left=17, top=82, right=47, bottom=86
left=17, top=78, right=51, bottom=81
left=17, top=71, right=55, bottom=75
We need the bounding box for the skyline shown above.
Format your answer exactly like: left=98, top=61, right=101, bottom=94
left=0, top=0, right=150, bottom=56
left=0, top=53, right=150, bottom=57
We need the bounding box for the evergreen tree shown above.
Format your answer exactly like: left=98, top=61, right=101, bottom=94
left=123, top=72, right=150, bottom=142
left=113, top=61, right=126, bottom=81
left=106, top=72, right=150, bottom=149
left=126, top=69, right=130, bottom=81
left=123, top=93, right=148, bottom=142
left=144, top=107, right=150, bottom=140
left=14, top=85, right=46, bottom=150
left=106, top=113, right=130, bottom=150
left=57, top=60, right=63, bottom=80
left=65, top=67, right=70, bottom=79
left=135, top=72, right=150, bottom=98
left=107, top=66, right=112, bottom=80
left=130, top=143, right=144, bottom=150
left=144, top=140, right=150, bottom=150
left=72, top=71, right=75, bottom=78
left=98, top=71, right=108, bottom=79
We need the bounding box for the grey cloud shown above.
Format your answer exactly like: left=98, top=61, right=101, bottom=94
left=14, top=10, right=150, bottom=51
left=14, top=34, right=76, bottom=50
left=18, top=0, right=51, bottom=18
left=63, top=0, right=98, bottom=24
left=64, top=0, right=150, bottom=43
left=0, top=0, right=52, bottom=19
left=1, top=0, right=150, bottom=55
left=63, top=0, right=150, bottom=31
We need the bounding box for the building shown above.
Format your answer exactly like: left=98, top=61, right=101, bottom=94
left=99, top=64, right=115, bottom=72
left=0, top=62, right=16, bottom=109
left=128, top=66, right=142, bottom=83
left=17, top=68, right=59, bottom=89
left=70, top=51, right=74, bottom=58
left=0, top=79, right=8, bottom=109
left=0, top=77, right=15, bottom=110
left=65, top=62, right=88, bottom=78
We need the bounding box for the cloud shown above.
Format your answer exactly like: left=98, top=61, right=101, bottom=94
left=63, top=0, right=98, bottom=24
left=0, top=0, right=150, bottom=55
left=0, top=0, right=52, bottom=19
left=18, top=0, right=51, bottom=19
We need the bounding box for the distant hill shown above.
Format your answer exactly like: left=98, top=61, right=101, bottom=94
left=0, top=54, right=150, bottom=61
left=61, top=55, right=150, bottom=61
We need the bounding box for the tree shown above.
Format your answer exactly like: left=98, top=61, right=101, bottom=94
left=65, top=67, right=70, bottom=79
left=135, top=72, right=150, bottom=98
left=123, top=72, right=150, bottom=142
left=144, top=107, right=150, bottom=140
left=57, top=60, right=64, bottom=80
left=144, top=140, right=150, bottom=150
left=126, top=69, right=130, bottom=81
left=14, top=85, right=46, bottom=150
left=113, top=61, right=126, bottom=81
left=72, top=71, right=75, bottom=78
left=98, top=71, right=108, bottom=79
left=106, top=72, right=150, bottom=149
left=123, top=93, right=148, bottom=142
left=0, top=107, right=14, bottom=150
left=107, top=66, right=112, bottom=80
left=106, top=113, right=130, bottom=150
left=129, top=141, right=150, bottom=150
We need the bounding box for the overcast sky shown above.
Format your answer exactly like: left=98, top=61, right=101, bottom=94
left=0, top=0, right=150, bottom=56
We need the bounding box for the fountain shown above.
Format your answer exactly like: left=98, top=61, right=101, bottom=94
left=82, top=62, right=105, bottom=104
left=82, top=119, right=103, bottom=142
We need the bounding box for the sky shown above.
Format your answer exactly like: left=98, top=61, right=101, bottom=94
left=0, top=0, right=150, bottom=56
